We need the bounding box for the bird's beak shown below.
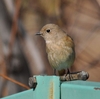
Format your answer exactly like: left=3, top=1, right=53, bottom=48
left=36, top=32, right=42, bottom=35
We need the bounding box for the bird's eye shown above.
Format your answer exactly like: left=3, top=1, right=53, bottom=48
left=46, top=29, right=50, bottom=33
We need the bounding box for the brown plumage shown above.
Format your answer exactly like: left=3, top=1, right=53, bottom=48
left=36, top=24, right=75, bottom=75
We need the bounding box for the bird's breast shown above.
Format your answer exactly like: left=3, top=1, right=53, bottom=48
left=46, top=41, right=75, bottom=70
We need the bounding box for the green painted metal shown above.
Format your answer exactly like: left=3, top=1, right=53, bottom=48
left=1, top=76, right=100, bottom=99
left=61, top=81, right=100, bottom=99
left=1, top=89, right=33, bottom=99
left=1, top=76, right=60, bottom=99
left=33, top=75, right=60, bottom=99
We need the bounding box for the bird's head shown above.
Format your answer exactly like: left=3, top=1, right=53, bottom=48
left=36, top=24, right=66, bottom=43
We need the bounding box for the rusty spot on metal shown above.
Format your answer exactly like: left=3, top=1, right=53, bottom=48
left=49, top=81, right=54, bottom=99
left=94, top=88, right=100, bottom=90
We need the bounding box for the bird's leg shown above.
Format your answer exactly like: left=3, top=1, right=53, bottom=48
left=67, top=69, right=70, bottom=74
left=53, top=69, right=56, bottom=75
left=67, top=69, right=71, bottom=81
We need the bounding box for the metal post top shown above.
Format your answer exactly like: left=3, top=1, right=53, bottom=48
left=2, top=75, right=100, bottom=99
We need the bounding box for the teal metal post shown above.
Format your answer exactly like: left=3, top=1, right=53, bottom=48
left=32, top=75, right=60, bottom=99
left=1, top=89, right=33, bottom=99
left=61, top=81, right=100, bottom=99
left=1, top=76, right=60, bottom=99
left=1, top=76, right=100, bottom=99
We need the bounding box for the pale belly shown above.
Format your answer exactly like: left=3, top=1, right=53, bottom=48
left=47, top=48, right=75, bottom=70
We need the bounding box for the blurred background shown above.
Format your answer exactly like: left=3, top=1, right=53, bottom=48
left=0, top=0, right=100, bottom=97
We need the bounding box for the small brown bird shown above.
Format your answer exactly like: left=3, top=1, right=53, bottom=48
left=36, top=24, right=75, bottom=75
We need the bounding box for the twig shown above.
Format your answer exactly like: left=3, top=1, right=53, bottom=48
left=60, top=71, right=89, bottom=81
left=0, top=74, right=30, bottom=90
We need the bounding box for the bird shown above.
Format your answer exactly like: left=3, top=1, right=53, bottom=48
left=36, top=24, right=75, bottom=76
